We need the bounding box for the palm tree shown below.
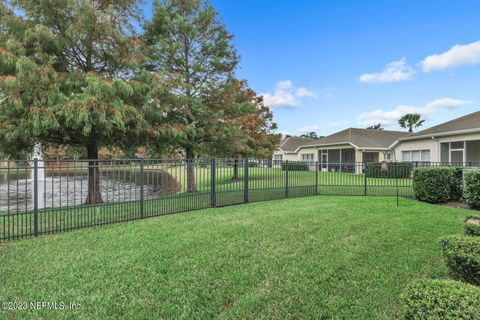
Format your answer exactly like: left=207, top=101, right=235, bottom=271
left=398, top=113, right=425, bottom=132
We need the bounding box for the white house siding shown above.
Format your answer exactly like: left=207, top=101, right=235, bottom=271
left=395, top=132, right=480, bottom=163
left=394, top=138, right=438, bottom=162
left=298, top=146, right=319, bottom=162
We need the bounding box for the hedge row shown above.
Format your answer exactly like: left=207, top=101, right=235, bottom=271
left=281, top=162, right=310, bottom=171
left=402, top=279, right=480, bottom=319
left=364, top=162, right=412, bottom=178
left=464, top=170, right=480, bottom=209
left=412, top=167, right=462, bottom=203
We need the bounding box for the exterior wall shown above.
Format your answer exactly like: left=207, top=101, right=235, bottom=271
left=393, top=138, right=438, bottom=162
left=297, top=146, right=319, bottom=162
left=395, top=132, right=480, bottom=162
left=283, top=153, right=301, bottom=161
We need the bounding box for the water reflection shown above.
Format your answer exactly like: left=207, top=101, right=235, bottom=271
left=0, top=169, right=180, bottom=211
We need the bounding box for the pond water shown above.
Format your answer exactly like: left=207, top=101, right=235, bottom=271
left=0, top=169, right=180, bottom=211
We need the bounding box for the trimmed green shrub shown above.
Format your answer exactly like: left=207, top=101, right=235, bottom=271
left=248, top=161, right=259, bottom=168
left=281, top=161, right=310, bottom=171
left=365, top=162, right=413, bottom=178
left=464, top=215, right=480, bottom=236
left=464, top=170, right=480, bottom=209
left=465, top=223, right=480, bottom=237
left=439, top=235, right=480, bottom=285
left=401, top=279, right=480, bottom=320
left=413, top=167, right=462, bottom=203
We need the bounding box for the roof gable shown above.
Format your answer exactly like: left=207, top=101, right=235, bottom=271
left=315, top=128, right=410, bottom=149
left=279, top=136, right=318, bottom=152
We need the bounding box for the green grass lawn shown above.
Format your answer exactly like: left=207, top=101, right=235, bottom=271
left=0, top=196, right=472, bottom=319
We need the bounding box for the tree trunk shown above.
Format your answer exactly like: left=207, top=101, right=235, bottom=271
left=231, top=158, right=239, bottom=181
left=186, top=148, right=196, bottom=193
left=85, top=142, right=103, bottom=204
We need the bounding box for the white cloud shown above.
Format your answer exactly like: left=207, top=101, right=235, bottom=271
left=359, top=58, right=415, bottom=83
left=263, top=91, right=298, bottom=108
left=276, top=80, right=293, bottom=90
left=295, top=87, right=317, bottom=98
left=425, top=98, right=470, bottom=109
left=298, top=125, right=321, bottom=133
left=421, top=41, right=480, bottom=72
left=357, top=98, right=470, bottom=126
left=262, top=80, right=317, bottom=108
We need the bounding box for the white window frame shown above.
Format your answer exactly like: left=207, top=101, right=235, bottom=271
left=402, top=150, right=431, bottom=162
left=301, top=153, right=314, bottom=161
left=448, top=141, right=466, bottom=163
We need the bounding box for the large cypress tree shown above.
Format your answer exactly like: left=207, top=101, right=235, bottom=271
left=0, top=1, right=146, bottom=204
left=144, top=0, right=239, bottom=192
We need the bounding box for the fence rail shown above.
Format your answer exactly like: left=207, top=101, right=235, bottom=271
left=0, top=159, right=478, bottom=240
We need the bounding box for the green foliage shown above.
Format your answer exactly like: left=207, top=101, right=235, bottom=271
left=439, top=235, right=480, bottom=285
left=464, top=215, right=480, bottom=236
left=398, top=113, right=425, bottom=132
left=413, top=167, right=462, bottom=203
left=143, top=0, right=278, bottom=189
left=464, top=223, right=480, bottom=237
left=0, top=1, right=148, bottom=203
left=401, top=279, right=480, bottom=320
left=282, top=161, right=310, bottom=171
left=365, top=162, right=412, bottom=178
left=464, top=170, right=480, bottom=209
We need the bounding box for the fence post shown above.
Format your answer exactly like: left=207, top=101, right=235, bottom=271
left=140, top=159, right=145, bottom=219
left=315, top=161, right=318, bottom=195
left=33, top=158, right=39, bottom=237
left=363, top=162, right=367, bottom=196
left=285, top=160, right=289, bottom=198
left=244, top=158, right=249, bottom=203
left=211, top=158, right=216, bottom=207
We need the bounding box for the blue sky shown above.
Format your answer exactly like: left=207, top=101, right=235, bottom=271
left=141, top=1, right=480, bottom=136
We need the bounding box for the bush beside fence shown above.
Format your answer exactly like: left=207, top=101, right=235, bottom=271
left=365, top=162, right=412, bottom=179
left=412, top=167, right=462, bottom=203
left=464, top=170, right=480, bottom=209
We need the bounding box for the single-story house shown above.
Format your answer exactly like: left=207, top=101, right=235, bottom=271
left=273, top=136, right=318, bottom=162
left=274, top=111, right=480, bottom=171
left=391, top=111, right=480, bottom=164
left=274, top=128, right=410, bottom=173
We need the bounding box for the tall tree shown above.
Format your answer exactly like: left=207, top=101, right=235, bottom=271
left=398, top=113, right=425, bottom=132
left=144, top=0, right=239, bottom=192
left=300, top=132, right=324, bottom=139
left=366, top=123, right=383, bottom=130
left=0, top=1, right=147, bottom=204
left=205, top=80, right=280, bottom=180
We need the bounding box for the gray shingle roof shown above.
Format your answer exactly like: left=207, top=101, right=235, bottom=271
left=314, top=128, right=410, bottom=149
left=409, top=111, right=480, bottom=137
left=279, top=129, right=410, bottom=152
left=279, top=136, right=318, bottom=152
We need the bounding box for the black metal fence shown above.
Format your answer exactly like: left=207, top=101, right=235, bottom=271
left=0, top=159, right=477, bottom=240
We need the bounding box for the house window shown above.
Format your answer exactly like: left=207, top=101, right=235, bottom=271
left=383, top=153, right=392, bottom=161
left=274, top=154, right=283, bottom=161
left=402, top=150, right=430, bottom=162
left=301, top=153, right=314, bottom=161
left=450, top=141, right=464, bottom=149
